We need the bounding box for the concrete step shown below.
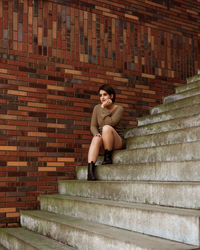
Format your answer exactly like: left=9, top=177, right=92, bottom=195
left=186, top=73, right=200, bottom=84
left=0, top=227, right=74, bottom=250
left=113, top=140, right=200, bottom=164
left=124, top=113, right=200, bottom=138
left=20, top=210, right=198, bottom=249
left=126, top=126, right=200, bottom=149
left=175, top=80, right=200, bottom=94
left=163, top=86, right=200, bottom=104
left=76, top=160, right=200, bottom=182
left=58, top=180, right=200, bottom=209
left=40, top=194, right=200, bottom=246
left=150, top=94, right=200, bottom=115
left=0, top=244, right=6, bottom=250
left=137, top=103, right=200, bottom=126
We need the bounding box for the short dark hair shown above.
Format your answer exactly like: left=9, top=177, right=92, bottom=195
left=98, top=84, right=116, bottom=103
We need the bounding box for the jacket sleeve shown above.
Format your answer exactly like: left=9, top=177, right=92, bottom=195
left=90, top=105, right=99, bottom=136
left=100, top=106, right=123, bottom=126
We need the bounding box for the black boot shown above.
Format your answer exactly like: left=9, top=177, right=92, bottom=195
left=102, top=149, right=112, bottom=165
left=87, top=161, right=96, bottom=181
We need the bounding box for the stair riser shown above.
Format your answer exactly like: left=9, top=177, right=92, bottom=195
left=0, top=228, right=72, bottom=250
left=20, top=214, right=142, bottom=250
left=0, top=231, right=36, bottom=250
left=138, top=104, right=200, bottom=126
left=40, top=196, right=199, bottom=246
left=126, top=127, right=200, bottom=149
left=176, top=81, right=200, bottom=94
left=113, top=141, right=200, bottom=164
left=187, top=75, right=200, bottom=84
left=58, top=181, right=200, bottom=209
left=150, top=94, right=200, bottom=115
left=76, top=161, right=200, bottom=182
left=124, top=114, right=200, bottom=138
left=164, top=87, right=200, bottom=104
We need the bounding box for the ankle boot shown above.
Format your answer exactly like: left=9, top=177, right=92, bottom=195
left=102, top=149, right=112, bottom=165
left=87, top=161, right=96, bottom=181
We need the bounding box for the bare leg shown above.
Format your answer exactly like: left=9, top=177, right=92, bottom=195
left=88, top=135, right=103, bottom=163
left=102, top=125, right=122, bottom=150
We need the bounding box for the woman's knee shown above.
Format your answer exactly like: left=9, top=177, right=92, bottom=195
left=102, top=125, right=113, bottom=134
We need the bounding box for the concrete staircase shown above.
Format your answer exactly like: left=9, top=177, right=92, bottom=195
left=1, top=71, right=200, bottom=249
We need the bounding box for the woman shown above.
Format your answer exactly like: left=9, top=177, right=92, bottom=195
left=88, top=84, right=125, bottom=181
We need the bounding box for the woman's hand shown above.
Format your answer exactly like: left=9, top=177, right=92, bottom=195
left=101, top=99, right=112, bottom=108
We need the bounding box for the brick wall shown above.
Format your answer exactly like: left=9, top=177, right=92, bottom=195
left=0, top=0, right=199, bottom=227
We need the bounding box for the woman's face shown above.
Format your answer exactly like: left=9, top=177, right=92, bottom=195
left=99, top=90, right=112, bottom=104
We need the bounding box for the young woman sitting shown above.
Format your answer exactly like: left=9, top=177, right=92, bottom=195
left=87, top=84, right=125, bottom=181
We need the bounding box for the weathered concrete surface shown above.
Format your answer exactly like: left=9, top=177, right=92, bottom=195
left=0, top=244, right=7, bottom=250
left=113, top=141, right=200, bottom=164
left=58, top=180, right=200, bottom=209
left=126, top=126, right=200, bottom=149
left=187, top=74, right=200, bottom=83
left=0, top=228, right=73, bottom=250
left=164, top=86, right=200, bottom=104
left=150, top=94, right=200, bottom=115
left=124, top=113, right=200, bottom=138
left=40, top=194, right=200, bottom=245
left=138, top=103, right=200, bottom=126
left=76, top=161, right=200, bottom=182
left=176, top=80, right=200, bottom=93
left=20, top=210, right=198, bottom=249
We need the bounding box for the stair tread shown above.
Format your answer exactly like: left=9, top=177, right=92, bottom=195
left=42, top=193, right=200, bottom=217
left=0, top=227, right=74, bottom=250
left=114, top=139, right=200, bottom=153
left=187, top=74, right=200, bottom=83
left=164, top=85, right=200, bottom=104
left=60, top=179, right=200, bottom=185
left=126, top=125, right=200, bottom=147
left=137, top=103, right=200, bottom=125
left=0, top=244, right=6, bottom=250
left=151, top=93, right=200, bottom=114
left=21, top=210, right=197, bottom=250
left=76, top=160, right=200, bottom=182
left=59, top=180, right=200, bottom=209
left=176, top=80, right=200, bottom=93
left=124, top=113, right=200, bottom=138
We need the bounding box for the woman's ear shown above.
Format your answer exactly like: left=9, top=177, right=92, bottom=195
left=110, top=94, right=113, bottom=100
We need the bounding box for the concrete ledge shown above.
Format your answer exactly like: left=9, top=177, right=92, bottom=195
left=187, top=74, right=200, bottom=84
left=124, top=113, right=200, bottom=138
left=164, top=86, right=200, bottom=104
left=76, top=161, right=200, bottom=182
left=0, top=244, right=7, bottom=250
left=176, top=80, right=200, bottom=94
left=58, top=180, right=200, bottom=209
left=0, top=228, right=73, bottom=250
left=150, top=94, right=200, bottom=115
left=20, top=210, right=197, bottom=249
left=126, top=126, right=200, bottom=149
left=113, top=141, right=200, bottom=164
left=138, top=103, right=200, bottom=126
left=40, top=194, right=200, bottom=245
